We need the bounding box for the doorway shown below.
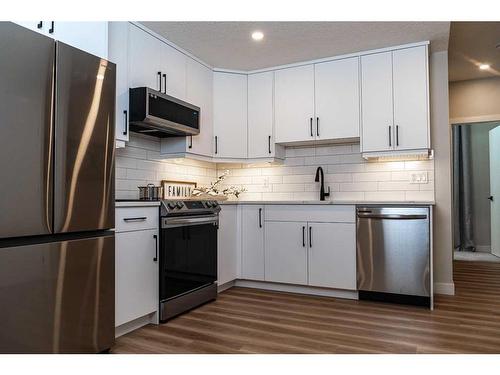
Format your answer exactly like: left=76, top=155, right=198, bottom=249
left=452, top=121, right=500, bottom=262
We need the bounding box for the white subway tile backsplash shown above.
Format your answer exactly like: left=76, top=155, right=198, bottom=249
left=116, top=135, right=434, bottom=202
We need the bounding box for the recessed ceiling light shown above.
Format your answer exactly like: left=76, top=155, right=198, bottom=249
left=251, top=31, right=264, bottom=41
left=479, top=64, right=490, bottom=70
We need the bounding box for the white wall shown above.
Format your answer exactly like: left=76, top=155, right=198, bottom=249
left=450, top=77, right=500, bottom=123
left=431, top=51, right=454, bottom=294
left=217, top=144, right=434, bottom=202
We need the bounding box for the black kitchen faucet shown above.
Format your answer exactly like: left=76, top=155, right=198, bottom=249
left=315, top=166, right=330, bottom=201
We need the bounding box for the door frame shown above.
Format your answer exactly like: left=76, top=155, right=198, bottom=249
left=450, top=115, right=500, bottom=263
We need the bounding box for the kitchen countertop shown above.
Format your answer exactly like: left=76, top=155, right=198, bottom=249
left=115, top=199, right=435, bottom=207
left=115, top=200, right=161, bottom=207
left=219, top=200, right=435, bottom=206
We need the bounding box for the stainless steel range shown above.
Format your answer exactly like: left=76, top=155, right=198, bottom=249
left=159, top=200, right=221, bottom=322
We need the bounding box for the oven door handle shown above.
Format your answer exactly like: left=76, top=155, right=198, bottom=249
left=162, top=215, right=219, bottom=228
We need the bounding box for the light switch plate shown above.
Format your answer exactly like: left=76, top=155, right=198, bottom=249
left=410, top=171, right=428, bottom=184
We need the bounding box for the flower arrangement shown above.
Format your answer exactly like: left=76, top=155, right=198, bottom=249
left=191, top=170, right=246, bottom=199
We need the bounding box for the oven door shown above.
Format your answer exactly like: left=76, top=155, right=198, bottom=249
left=160, top=215, right=218, bottom=303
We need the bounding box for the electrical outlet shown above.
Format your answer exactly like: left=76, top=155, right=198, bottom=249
left=410, top=172, right=428, bottom=184
left=263, top=177, right=270, bottom=188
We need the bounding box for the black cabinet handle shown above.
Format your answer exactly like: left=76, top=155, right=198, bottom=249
left=389, top=126, right=392, bottom=147
left=123, top=217, right=147, bottom=222
left=258, top=208, right=262, bottom=228
left=37, top=21, right=43, bottom=29
left=488, top=196, right=494, bottom=201
left=153, top=234, right=158, bottom=262
left=123, top=110, right=128, bottom=136
left=162, top=73, right=167, bottom=94
left=189, top=135, right=193, bottom=149
left=316, top=117, right=320, bottom=137
left=310, top=118, right=313, bottom=137
left=309, top=226, right=312, bottom=248
left=268, top=135, right=271, bottom=154
left=215, top=136, right=218, bottom=154
left=49, top=21, right=54, bottom=34
left=396, top=125, right=399, bottom=147
left=302, top=226, right=306, bottom=247
left=157, top=71, right=162, bottom=92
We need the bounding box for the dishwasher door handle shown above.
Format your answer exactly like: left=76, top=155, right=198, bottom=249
left=357, top=213, right=428, bottom=220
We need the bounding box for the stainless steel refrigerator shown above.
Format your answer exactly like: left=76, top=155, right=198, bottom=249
left=0, top=22, right=115, bottom=353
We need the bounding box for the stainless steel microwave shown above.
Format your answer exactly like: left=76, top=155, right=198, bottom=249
left=129, top=87, right=200, bottom=137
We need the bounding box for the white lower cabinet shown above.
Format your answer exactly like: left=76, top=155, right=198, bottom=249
left=115, top=206, right=159, bottom=328
left=241, top=205, right=265, bottom=280
left=307, top=222, right=356, bottom=290
left=240, top=205, right=356, bottom=291
left=218, top=205, right=239, bottom=285
left=265, top=221, right=308, bottom=285
left=115, top=228, right=158, bottom=326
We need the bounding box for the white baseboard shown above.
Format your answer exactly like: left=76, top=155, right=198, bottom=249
left=433, top=282, right=455, bottom=295
left=234, top=279, right=359, bottom=300
left=115, top=312, right=157, bottom=338
left=218, top=280, right=235, bottom=293
left=475, top=245, right=491, bottom=253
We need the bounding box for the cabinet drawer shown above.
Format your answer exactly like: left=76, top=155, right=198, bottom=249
left=265, top=205, right=355, bottom=223
left=116, top=207, right=159, bottom=232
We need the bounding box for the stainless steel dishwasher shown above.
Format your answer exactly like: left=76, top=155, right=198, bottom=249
left=356, top=206, right=431, bottom=307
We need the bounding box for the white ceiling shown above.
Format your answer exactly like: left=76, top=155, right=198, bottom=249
left=141, top=22, right=451, bottom=71
left=448, top=22, right=500, bottom=82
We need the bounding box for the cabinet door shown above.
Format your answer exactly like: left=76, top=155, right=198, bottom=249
left=213, top=72, right=247, bottom=159
left=115, top=229, right=158, bottom=327
left=241, top=205, right=265, bottom=280
left=52, top=22, right=108, bottom=59
left=248, top=72, right=274, bottom=158
left=360, top=51, right=394, bottom=152
left=393, top=46, right=429, bottom=150
left=161, top=43, right=187, bottom=99
left=13, top=21, right=49, bottom=36
left=108, top=22, right=129, bottom=142
left=315, top=57, right=360, bottom=140
left=186, top=58, right=214, bottom=156
left=308, top=223, right=356, bottom=290
left=218, top=205, right=239, bottom=285
left=265, top=221, right=308, bottom=285
left=275, top=65, right=315, bottom=143
left=128, top=24, right=162, bottom=90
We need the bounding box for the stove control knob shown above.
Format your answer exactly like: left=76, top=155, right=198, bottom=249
left=176, top=202, right=184, bottom=209
left=205, top=201, right=212, bottom=208
left=167, top=202, right=176, bottom=209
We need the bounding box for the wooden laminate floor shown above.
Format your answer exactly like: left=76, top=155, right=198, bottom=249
left=112, top=261, right=500, bottom=353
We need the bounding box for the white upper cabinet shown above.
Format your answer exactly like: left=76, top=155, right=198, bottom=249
left=213, top=72, right=248, bottom=159
left=360, top=51, right=394, bottom=153
left=274, top=64, right=315, bottom=143
left=128, top=24, right=162, bottom=90
left=14, top=21, right=108, bottom=59
left=185, top=59, right=213, bottom=156
left=108, top=22, right=129, bottom=142
left=314, top=57, right=360, bottom=140
left=52, top=22, right=108, bottom=59
left=248, top=72, right=275, bottom=158
left=161, top=44, right=187, bottom=100
left=361, top=45, right=429, bottom=153
left=392, top=46, right=429, bottom=151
